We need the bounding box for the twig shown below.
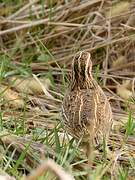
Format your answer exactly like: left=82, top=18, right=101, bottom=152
left=0, top=21, right=84, bottom=36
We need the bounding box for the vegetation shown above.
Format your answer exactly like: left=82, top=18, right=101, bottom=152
left=0, top=0, right=135, bottom=179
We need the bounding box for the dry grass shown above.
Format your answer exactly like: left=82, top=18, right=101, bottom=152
left=0, top=0, right=135, bottom=179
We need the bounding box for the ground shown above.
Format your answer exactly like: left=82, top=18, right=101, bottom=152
left=0, top=0, right=135, bottom=179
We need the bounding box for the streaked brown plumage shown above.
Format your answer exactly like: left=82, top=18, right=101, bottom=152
left=61, top=51, right=112, bottom=156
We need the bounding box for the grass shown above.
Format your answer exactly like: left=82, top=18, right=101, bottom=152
left=0, top=0, right=135, bottom=179
left=125, top=111, right=135, bottom=137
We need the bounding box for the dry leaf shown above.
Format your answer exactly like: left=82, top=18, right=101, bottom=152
left=31, top=77, right=51, bottom=95
left=0, top=170, right=16, bottom=180
left=9, top=77, right=33, bottom=94
left=116, top=80, right=135, bottom=100
left=24, top=159, right=74, bottom=180
left=0, top=175, right=15, bottom=180
left=0, top=85, right=24, bottom=108
left=122, top=80, right=132, bottom=90
left=116, top=84, right=133, bottom=100
left=112, top=56, right=126, bottom=68
left=9, top=76, right=51, bottom=95
left=32, top=74, right=54, bottom=99
left=106, top=1, right=129, bottom=18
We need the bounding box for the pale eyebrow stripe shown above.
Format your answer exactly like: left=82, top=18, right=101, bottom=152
left=73, top=91, right=79, bottom=128
left=78, top=51, right=82, bottom=80
left=85, top=53, right=90, bottom=78
left=78, top=94, right=83, bottom=128
left=94, top=93, right=98, bottom=130
left=78, top=51, right=83, bottom=70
